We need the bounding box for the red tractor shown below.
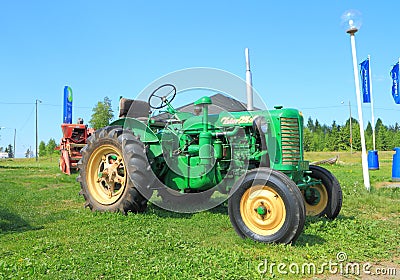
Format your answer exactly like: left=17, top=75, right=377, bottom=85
left=56, top=120, right=93, bottom=175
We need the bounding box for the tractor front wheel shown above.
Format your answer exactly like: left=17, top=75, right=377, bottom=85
left=302, top=165, right=342, bottom=219
left=228, top=168, right=305, bottom=244
left=77, top=126, right=150, bottom=213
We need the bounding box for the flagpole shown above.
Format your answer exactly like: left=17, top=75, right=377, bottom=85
left=348, top=29, right=371, bottom=191
left=369, top=55, right=376, bottom=151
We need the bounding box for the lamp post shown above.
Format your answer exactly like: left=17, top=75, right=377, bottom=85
left=13, top=128, right=16, bottom=158
left=342, top=10, right=370, bottom=191
left=36, top=99, right=42, bottom=161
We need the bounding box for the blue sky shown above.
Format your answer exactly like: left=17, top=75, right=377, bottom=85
left=1, top=1, right=399, bottom=157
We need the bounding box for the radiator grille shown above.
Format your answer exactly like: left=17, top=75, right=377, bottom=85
left=280, top=117, right=301, bottom=165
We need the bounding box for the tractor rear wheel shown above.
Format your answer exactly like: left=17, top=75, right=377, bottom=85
left=228, top=168, right=305, bottom=244
left=77, top=126, right=151, bottom=214
left=302, top=165, right=342, bottom=219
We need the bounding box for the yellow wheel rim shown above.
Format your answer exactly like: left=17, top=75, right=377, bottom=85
left=86, top=144, right=127, bottom=205
left=240, top=185, right=286, bottom=236
left=304, top=184, right=328, bottom=216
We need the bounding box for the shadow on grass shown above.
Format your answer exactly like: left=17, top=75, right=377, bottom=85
left=305, top=215, right=356, bottom=225
left=208, top=203, right=228, bottom=214
left=146, top=204, right=194, bottom=219
left=330, top=215, right=355, bottom=221
left=146, top=201, right=229, bottom=219
left=0, top=164, right=46, bottom=171
left=0, top=165, right=30, bottom=170
left=0, top=207, right=43, bottom=234
left=295, top=215, right=356, bottom=246
left=295, top=233, right=326, bottom=246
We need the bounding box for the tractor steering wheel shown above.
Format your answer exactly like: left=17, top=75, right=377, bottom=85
left=148, top=84, right=177, bottom=109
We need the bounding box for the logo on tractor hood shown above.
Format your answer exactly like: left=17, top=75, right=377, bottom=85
left=220, top=116, right=253, bottom=125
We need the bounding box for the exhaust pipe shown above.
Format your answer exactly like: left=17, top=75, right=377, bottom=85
left=245, top=48, right=254, bottom=111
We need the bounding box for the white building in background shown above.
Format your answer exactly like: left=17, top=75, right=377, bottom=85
left=0, top=152, right=9, bottom=158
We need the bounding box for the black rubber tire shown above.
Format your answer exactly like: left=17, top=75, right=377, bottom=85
left=77, top=126, right=151, bottom=214
left=304, top=165, right=342, bottom=219
left=228, top=168, right=305, bottom=244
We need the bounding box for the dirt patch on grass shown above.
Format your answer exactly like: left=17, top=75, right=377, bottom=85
left=375, top=182, right=400, bottom=189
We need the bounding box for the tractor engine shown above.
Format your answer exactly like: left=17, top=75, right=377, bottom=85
left=148, top=97, right=308, bottom=195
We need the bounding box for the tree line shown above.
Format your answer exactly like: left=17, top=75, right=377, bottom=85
left=38, top=138, right=58, bottom=157
left=304, top=117, right=400, bottom=152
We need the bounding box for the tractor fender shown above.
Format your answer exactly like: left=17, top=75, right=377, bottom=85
left=110, top=118, right=162, bottom=157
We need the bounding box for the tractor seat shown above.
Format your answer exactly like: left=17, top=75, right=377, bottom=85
left=119, top=98, right=150, bottom=121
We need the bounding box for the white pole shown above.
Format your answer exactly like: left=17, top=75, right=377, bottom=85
left=36, top=99, right=39, bottom=161
left=245, top=48, right=254, bottom=111
left=349, top=33, right=370, bottom=191
left=369, top=55, right=376, bottom=151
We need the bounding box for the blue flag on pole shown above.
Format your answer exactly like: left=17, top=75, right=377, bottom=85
left=63, top=86, right=73, bottom=123
left=360, top=58, right=371, bottom=103
left=390, top=62, right=400, bottom=104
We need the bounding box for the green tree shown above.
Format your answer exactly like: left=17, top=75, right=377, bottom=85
left=394, top=122, right=400, bottom=132
left=39, top=141, right=47, bottom=157
left=46, top=138, right=57, bottom=155
left=351, top=122, right=361, bottom=151
left=311, top=130, right=324, bottom=151
left=314, top=119, right=321, bottom=133
left=325, top=121, right=339, bottom=151
left=365, top=121, right=373, bottom=150
left=393, top=130, right=400, bottom=149
left=5, top=144, right=14, bottom=158
left=306, top=117, right=314, bottom=132
left=365, top=121, right=373, bottom=135
left=8, top=144, right=13, bottom=158
left=375, top=118, right=384, bottom=134
left=337, top=124, right=349, bottom=151
left=310, top=119, right=325, bottom=151
left=376, top=125, right=389, bottom=151
left=25, top=148, right=33, bottom=158
left=89, top=97, right=114, bottom=129
left=303, top=127, right=312, bottom=152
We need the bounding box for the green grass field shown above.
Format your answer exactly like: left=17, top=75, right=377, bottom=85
left=0, top=152, right=399, bottom=279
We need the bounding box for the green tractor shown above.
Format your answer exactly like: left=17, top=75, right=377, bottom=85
left=77, top=83, right=342, bottom=244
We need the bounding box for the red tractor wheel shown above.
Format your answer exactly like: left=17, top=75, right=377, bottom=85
left=59, top=154, right=66, bottom=173
left=60, top=150, right=71, bottom=175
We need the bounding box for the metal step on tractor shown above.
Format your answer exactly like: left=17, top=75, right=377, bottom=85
left=77, top=53, right=342, bottom=244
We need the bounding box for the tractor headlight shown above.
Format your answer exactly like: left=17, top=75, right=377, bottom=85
left=260, top=123, right=268, bottom=134
left=252, top=115, right=268, bottom=134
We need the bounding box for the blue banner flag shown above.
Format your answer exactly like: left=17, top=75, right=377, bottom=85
left=63, top=86, right=73, bottom=123
left=360, top=58, right=371, bottom=103
left=390, top=62, right=400, bottom=104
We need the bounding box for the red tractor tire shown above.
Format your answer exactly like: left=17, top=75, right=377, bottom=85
left=60, top=149, right=71, bottom=175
